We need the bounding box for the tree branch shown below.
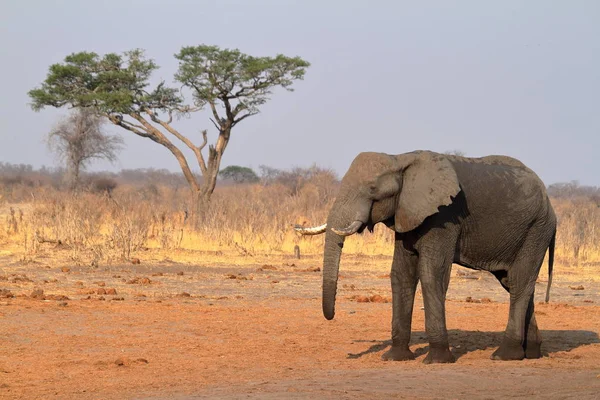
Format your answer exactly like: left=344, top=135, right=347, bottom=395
left=129, top=113, right=201, bottom=191
left=199, top=129, right=208, bottom=151
left=209, top=118, right=220, bottom=131
left=145, top=109, right=208, bottom=175
left=232, top=112, right=258, bottom=127
left=222, top=97, right=234, bottom=121
left=107, top=115, right=153, bottom=138
left=208, top=101, right=223, bottom=128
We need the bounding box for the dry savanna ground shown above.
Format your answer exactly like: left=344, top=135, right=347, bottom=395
left=1, top=244, right=599, bottom=399
left=0, top=184, right=600, bottom=399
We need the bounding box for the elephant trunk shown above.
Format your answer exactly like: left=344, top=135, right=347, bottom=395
left=322, top=227, right=345, bottom=320
left=322, top=197, right=370, bottom=320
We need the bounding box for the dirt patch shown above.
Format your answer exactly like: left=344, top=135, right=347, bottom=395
left=0, top=254, right=599, bottom=399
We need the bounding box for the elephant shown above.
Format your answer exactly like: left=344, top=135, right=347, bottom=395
left=295, top=150, right=556, bottom=364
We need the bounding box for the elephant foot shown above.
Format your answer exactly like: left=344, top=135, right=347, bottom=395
left=525, top=342, right=542, bottom=359
left=381, top=346, right=415, bottom=361
left=491, top=338, right=525, bottom=361
left=423, top=346, right=455, bottom=364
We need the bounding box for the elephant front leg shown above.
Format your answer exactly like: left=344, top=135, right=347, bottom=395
left=419, top=254, right=455, bottom=364
left=382, top=237, right=418, bottom=361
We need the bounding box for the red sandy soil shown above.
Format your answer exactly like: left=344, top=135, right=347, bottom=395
left=0, top=256, right=599, bottom=399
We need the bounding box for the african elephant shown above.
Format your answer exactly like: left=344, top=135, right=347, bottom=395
left=295, top=150, right=556, bottom=363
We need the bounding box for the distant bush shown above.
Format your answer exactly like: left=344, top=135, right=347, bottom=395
left=87, top=177, right=118, bottom=195
left=547, top=181, right=600, bottom=199
left=219, top=166, right=260, bottom=184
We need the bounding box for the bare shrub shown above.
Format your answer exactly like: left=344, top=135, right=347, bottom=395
left=552, top=197, right=600, bottom=263
left=47, top=109, right=123, bottom=190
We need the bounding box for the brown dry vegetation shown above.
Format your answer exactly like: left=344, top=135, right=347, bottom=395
left=1, top=169, right=600, bottom=399
left=1, top=173, right=599, bottom=267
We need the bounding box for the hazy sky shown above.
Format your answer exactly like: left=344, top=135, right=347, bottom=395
left=1, top=1, right=599, bottom=185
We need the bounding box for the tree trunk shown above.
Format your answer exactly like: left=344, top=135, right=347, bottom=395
left=202, top=127, right=231, bottom=199
left=190, top=188, right=212, bottom=228
left=67, top=156, right=80, bottom=191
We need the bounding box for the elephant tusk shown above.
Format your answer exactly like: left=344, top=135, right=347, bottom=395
left=331, top=220, right=363, bottom=236
left=294, top=223, right=327, bottom=235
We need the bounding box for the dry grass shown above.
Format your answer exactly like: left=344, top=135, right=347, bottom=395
left=0, top=182, right=598, bottom=271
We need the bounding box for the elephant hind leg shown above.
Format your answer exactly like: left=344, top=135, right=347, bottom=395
left=524, top=304, right=543, bottom=359
left=492, top=270, right=543, bottom=359
left=491, top=232, right=549, bottom=361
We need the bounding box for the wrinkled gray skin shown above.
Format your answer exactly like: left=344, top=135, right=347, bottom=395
left=296, top=151, right=556, bottom=363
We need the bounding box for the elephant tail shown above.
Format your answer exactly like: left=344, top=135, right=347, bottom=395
left=544, top=230, right=556, bottom=303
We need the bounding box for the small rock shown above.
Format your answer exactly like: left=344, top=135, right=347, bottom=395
left=111, top=297, right=124, bottom=301
left=106, top=288, right=117, bottom=295
left=127, top=277, right=152, bottom=285
left=58, top=302, right=68, bottom=307
left=465, top=296, right=482, bottom=303
left=114, top=357, right=128, bottom=366
left=271, top=280, right=280, bottom=284
left=226, top=274, right=249, bottom=280
left=30, top=288, right=45, bottom=299
left=46, top=294, right=69, bottom=301
left=303, top=266, right=320, bottom=272
left=131, top=258, right=141, bottom=265
left=177, top=271, right=184, bottom=276
left=257, top=264, right=278, bottom=271
left=61, top=267, right=70, bottom=273
left=0, top=289, right=14, bottom=299
left=569, top=285, right=584, bottom=291
left=370, top=294, right=390, bottom=303
left=95, top=282, right=106, bottom=287
left=177, top=292, right=191, bottom=297
left=97, top=288, right=107, bottom=295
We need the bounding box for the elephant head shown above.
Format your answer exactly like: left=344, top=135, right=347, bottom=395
left=295, top=151, right=461, bottom=320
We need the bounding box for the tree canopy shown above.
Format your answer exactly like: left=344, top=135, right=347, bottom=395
left=29, top=50, right=184, bottom=117
left=174, top=45, right=309, bottom=128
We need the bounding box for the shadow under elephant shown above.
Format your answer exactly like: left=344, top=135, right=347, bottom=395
left=347, top=329, right=600, bottom=360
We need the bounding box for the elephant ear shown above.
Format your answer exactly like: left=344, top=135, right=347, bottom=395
left=395, top=152, right=461, bottom=233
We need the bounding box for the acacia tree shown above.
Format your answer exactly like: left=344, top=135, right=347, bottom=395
left=28, top=46, right=310, bottom=211
left=48, top=108, right=123, bottom=190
